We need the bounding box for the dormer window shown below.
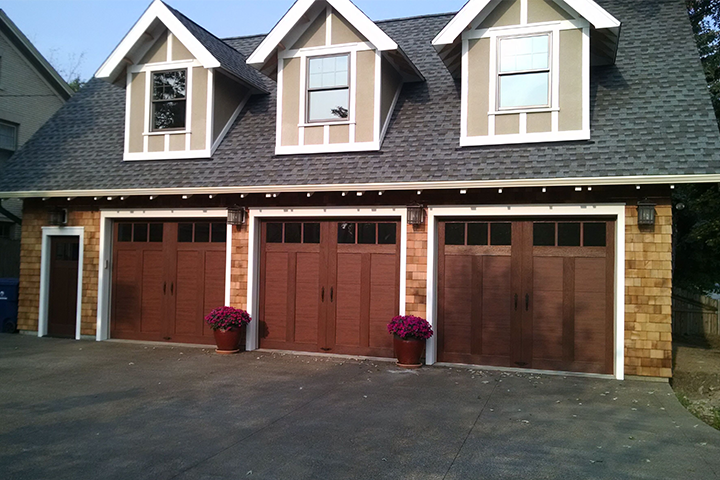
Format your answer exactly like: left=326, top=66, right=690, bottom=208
left=307, top=54, right=350, bottom=123
left=152, top=70, right=187, bottom=131
left=498, top=34, right=551, bottom=110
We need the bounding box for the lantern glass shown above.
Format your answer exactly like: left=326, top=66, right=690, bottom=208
left=637, top=202, right=656, bottom=226
left=49, top=208, right=67, bottom=226
left=407, top=206, right=425, bottom=225
left=227, top=207, right=246, bottom=225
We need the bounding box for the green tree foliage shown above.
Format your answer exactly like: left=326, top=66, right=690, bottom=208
left=674, top=2, right=720, bottom=293
left=687, top=0, right=720, bottom=129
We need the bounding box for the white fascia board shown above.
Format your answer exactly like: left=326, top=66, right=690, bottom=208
left=95, top=0, right=220, bottom=82
left=432, top=0, right=619, bottom=47
left=2, top=174, right=716, bottom=199
left=247, top=0, right=397, bottom=68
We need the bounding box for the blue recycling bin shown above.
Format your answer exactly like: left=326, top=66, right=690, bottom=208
left=0, top=278, right=19, bottom=333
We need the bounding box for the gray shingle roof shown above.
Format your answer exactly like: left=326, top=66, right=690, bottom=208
left=0, top=0, right=718, bottom=194
left=163, top=2, right=268, bottom=93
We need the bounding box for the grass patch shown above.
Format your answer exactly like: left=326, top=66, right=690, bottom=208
left=676, top=392, right=691, bottom=408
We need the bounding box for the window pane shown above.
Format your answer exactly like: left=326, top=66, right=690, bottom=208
left=0, top=123, right=16, bottom=151
left=195, top=223, right=210, bottom=242
left=500, top=35, right=549, bottom=73
left=445, top=223, right=465, bottom=246
left=285, top=223, right=302, bottom=243
left=211, top=223, right=227, bottom=243
left=499, top=72, right=549, bottom=108
left=118, top=223, right=132, bottom=242
left=338, top=223, right=356, bottom=244
left=303, top=223, right=321, bottom=244
left=584, top=223, right=607, bottom=247
left=178, top=223, right=193, bottom=243
left=533, top=223, right=555, bottom=246
left=266, top=223, right=283, bottom=243
left=358, top=223, right=376, bottom=244
left=378, top=223, right=397, bottom=245
left=152, top=70, right=186, bottom=100
left=152, top=100, right=186, bottom=130
left=467, top=223, right=489, bottom=246
left=490, top=223, right=512, bottom=246
left=149, top=224, right=163, bottom=243
left=133, top=223, right=148, bottom=242
left=308, top=89, right=349, bottom=122
left=308, top=55, right=348, bottom=89
left=558, top=223, right=581, bottom=246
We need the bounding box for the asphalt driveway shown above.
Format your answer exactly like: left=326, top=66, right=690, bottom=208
left=0, top=335, right=718, bottom=480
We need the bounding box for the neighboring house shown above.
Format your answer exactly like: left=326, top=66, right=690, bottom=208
left=0, top=0, right=718, bottom=380
left=0, top=9, right=73, bottom=277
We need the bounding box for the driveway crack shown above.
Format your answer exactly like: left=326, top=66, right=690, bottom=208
left=441, top=377, right=499, bottom=480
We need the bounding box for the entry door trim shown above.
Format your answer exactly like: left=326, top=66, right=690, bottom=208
left=39, top=226, right=85, bottom=339
left=96, top=209, right=232, bottom=341
left=427, top=204, right=626, bottom=380
left=247, top=207, right=408, bottom=352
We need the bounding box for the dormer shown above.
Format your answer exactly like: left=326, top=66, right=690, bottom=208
left=433, top=0, right=620, bottom=147
left=247, top=0, right=423, bottom=155
left=95, top=0, right=267, bottom=161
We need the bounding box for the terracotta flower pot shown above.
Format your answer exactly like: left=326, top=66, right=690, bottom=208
left=213, top=326, right=245, bottom=354
left=393, top=335, right=426, bottom=368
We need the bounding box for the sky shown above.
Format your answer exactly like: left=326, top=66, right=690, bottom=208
left=2, top=0, right=468, bottom=82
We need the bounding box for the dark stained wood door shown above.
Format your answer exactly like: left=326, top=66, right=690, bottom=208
left=259, top=220, right=400, bottom=357
left=111, top=221, right=227, bottom=345
left=438, top=219, right=615, bottom=375
left=47, top=236, right=80, bottom=338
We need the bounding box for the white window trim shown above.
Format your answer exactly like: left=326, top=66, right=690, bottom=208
left=461, top=20, right=590, bottom=147
left=246, top=206, right=408, bottom=352
left=425, top=204, right=626, bottom=380
left=495, top=32, right=553, bottom=112
left=276, top=41, right=382, bottom=155
left=39, top=226, right=85, bottom=340
left=0, top=120, right=18, bottom=152
left=95, top=209, right=232, bottom=341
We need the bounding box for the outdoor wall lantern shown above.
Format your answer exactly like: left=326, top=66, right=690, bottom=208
left=637, top=199, right=657, bottom=226
left=227, top=206, right=247, bottom=225
left=407, top=205, right=426, bottom=225
left=48, top=208, right=68, bottom=226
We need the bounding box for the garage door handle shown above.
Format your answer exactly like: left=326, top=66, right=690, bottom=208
left=171, top=282, right=174, bottom=295
left=525, top=294, right=530, bottom=311
left=514, top=294, right=518, bottom=311
left=163, top=282, right=166, bottom=294
left=330, top=287, right=334, bottom=302
left=321, top=287, right=325, bottom=302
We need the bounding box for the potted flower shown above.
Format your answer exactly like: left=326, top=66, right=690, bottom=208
left=387, top=315, right=433, bottom=368
left=205, top=306, right=252, bottom=354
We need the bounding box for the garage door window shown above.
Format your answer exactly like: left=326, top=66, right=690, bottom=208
left=266, top=222, right=322, bottom=244
left=445, top=222, right=511, bottom=246
left=178, top=222, right=227, bottom=243
left=338, top=222, right=397, bottom=245
left=532, top=222, right=606, bottom=247
left=117, top=223, right=164, bottom=243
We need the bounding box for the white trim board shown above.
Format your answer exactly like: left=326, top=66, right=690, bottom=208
left=246, top=206, right=409, bottom=352
left=0, top=174, right=703, bottom=199
left=425, top=204, right=626, bottom=380
left=39, top=227, right=85, bottom=340
left=95, top=0, right=221, bottom=82
left=96, top=208, right=231, bottom=341
left=247, top=0, right=397, bottom=68
left=432, top=0, right=619, bottom=47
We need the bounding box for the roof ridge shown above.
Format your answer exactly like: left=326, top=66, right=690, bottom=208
left=222, top=11, right=457, bottom=43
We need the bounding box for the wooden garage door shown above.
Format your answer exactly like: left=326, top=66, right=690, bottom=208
left=438, top=219, right=615, bottom=374
left=111, top=221, right=226, bottom=345
left=259, top=220, right=400, bottom=357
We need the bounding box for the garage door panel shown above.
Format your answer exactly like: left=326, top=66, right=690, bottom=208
left=370, top=254, right=396, bottom=286
left=575, top=258, right=606, bottom=293
left=532, top=291, right=564, bottom=360
left=174, top=250, right=202, bottom=337
left=444, top=325, right=472, bottom=354
left=113, top=250, right=140, bottom=333
left=444, top=256, right=472, bottom=288
left=203, top=251, right=226, bottom=338
left=533, top=257, right=563, bottom=292
left=262, top=252, right=289, bottom=342
left=140, top=251, right=164, bottom=335
left=294, top=253, right=320, bottom=345
left=335, top=253, right=362, bottom=347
